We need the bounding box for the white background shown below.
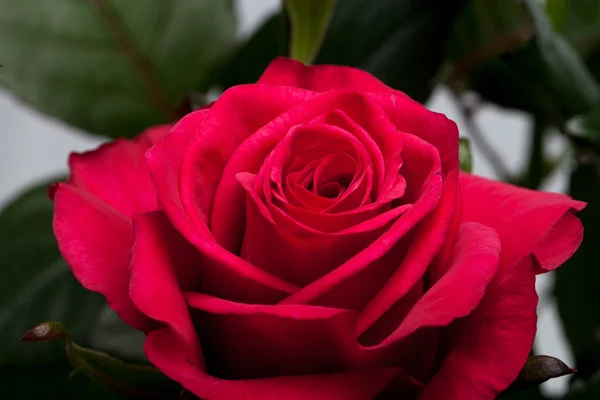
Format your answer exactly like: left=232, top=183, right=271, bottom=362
left=0, top=0, right=573, bottom=395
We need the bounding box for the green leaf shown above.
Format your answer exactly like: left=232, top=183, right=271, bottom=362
left=469, top=54, right=561, bottom=118
left=285, top=0, right=336, bottom=65
left=315, top=0, right=467, bottom=102
left=556, top=161, right=600, bottom=381
left=90, top=305, right=146, bottom=363
left=0, top=0, right=236, bottom=138
left=549, top=0, right=600, bottom=56
left=552, top=0, right=600, bottom=102
left=216, top=12, right=290, bottom=89
left=451, top=0, right=599, bottom=120
left=22, top=322, right=180, bottom=398
left=444, top=0, right=533, bottom=83
left=522, top=0, right=600, bottom=116
left=508, top=355, right=575, bottom=391
left=459, top=137, right=473, bottom=173
left=0, top=180, right=105, bottom=365
left=546, top=0, right=567, bottom=33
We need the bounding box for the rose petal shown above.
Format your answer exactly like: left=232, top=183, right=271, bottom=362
left=369, top=222, right=500, bottom=346
left=429, top=186, right=464, bottom=283
left=369, top=93, right=459, bottom=174
left=181, top=85, right=315, bottom=236
left=131, top=210, right=291, bottom=313
left=67, top=125, right=170, bottom=218
left=257, top=122, right=376, bottom=226
left=311, top=110, right=383, bottom=195
left=239, top=132, right=427, bottom=286
left=53, top=184, right=154, bottom=331
left=145, top=327, right=404, bottom=400
left=130, top=239, right=408, bottom=400
left=133, top=124, right=173, bottom=148
left=129, top=211, right=204, bottom=367
left=460, top=173, right=585, bottom=273
left=258, top=57, right=399, bottom=95
left=147, top=112, right=298, bottom=301
left=185, top=292, right=362, bottom=378
left=419, top=256, right=538, bottom=399
left=146, top=110, right=211, bottom=237
left=211, top=90, right=404, bottom=253
left=242, top=181, right=408, bottom=286
left=52, top=127, right=170, bottom=332
left=307, top=107, right=404, bottom=202
left=280, top=134, right=442, bottom=309
left=271, top=185, right=397, bottom=234
left=128, top=210, right=404, bottom=398
left=354, top=168, right=457, bottom=337
left=260, top=123, right=370, bottom=213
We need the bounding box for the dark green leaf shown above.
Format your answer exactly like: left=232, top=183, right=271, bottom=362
left=0, top=0, right=236, bottom=138
left=216, top=12, right=290, bottom=89
left=507, top=355, right=575, bottom=391
left=315, top=0, right=467, bottom=102
left=453, top=0, right=599, bottom=120
left=546, top=0, right=566, bottom=33
left=522, top=0, right=600, bottom=116
left=469, top=54, right=561, bottom=118
left=445, top=0, right=533, bottom=82
left=548, top=0, right=600, bottom=56
left=0, top=180, right=105, bottom=365
left=22, top=322, right=179, bottom=398
left=459, top=137, right=472, bottom=173
left=286, top=0, right=336, bottom=65
left=547, top=0, right=600, bottom=103
left=555, top=161, right=600, bottom=370
left=90, top=305, right=146, bottom=363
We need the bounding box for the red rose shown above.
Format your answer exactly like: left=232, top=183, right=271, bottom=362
left=52, top=58, right=585, bottom=400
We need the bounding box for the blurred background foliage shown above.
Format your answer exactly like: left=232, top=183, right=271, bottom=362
left=1, top=0, right=600, bottom=398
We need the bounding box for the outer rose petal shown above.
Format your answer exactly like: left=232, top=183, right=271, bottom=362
left=258, top=57, right=399, bottom=94
left=355, top=169, right=458, bottom=337
left=53, top=126, right=171, bottom=331
left=374, top=222, right=500, bottom=346
left=420, top=257, right=538, bottom=400
left=185, top=293, right=362, bottom=378
left=129, top=214, right=407, bottom=399
left=146, top=328, right=403, bottom=400
left=460, top=173, right=585, bottom=273
left=129, top=211, right=205, bottom=368
left=66, top=125, right=171, bottom=218
left=134, top=124, right=173, bottom=148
